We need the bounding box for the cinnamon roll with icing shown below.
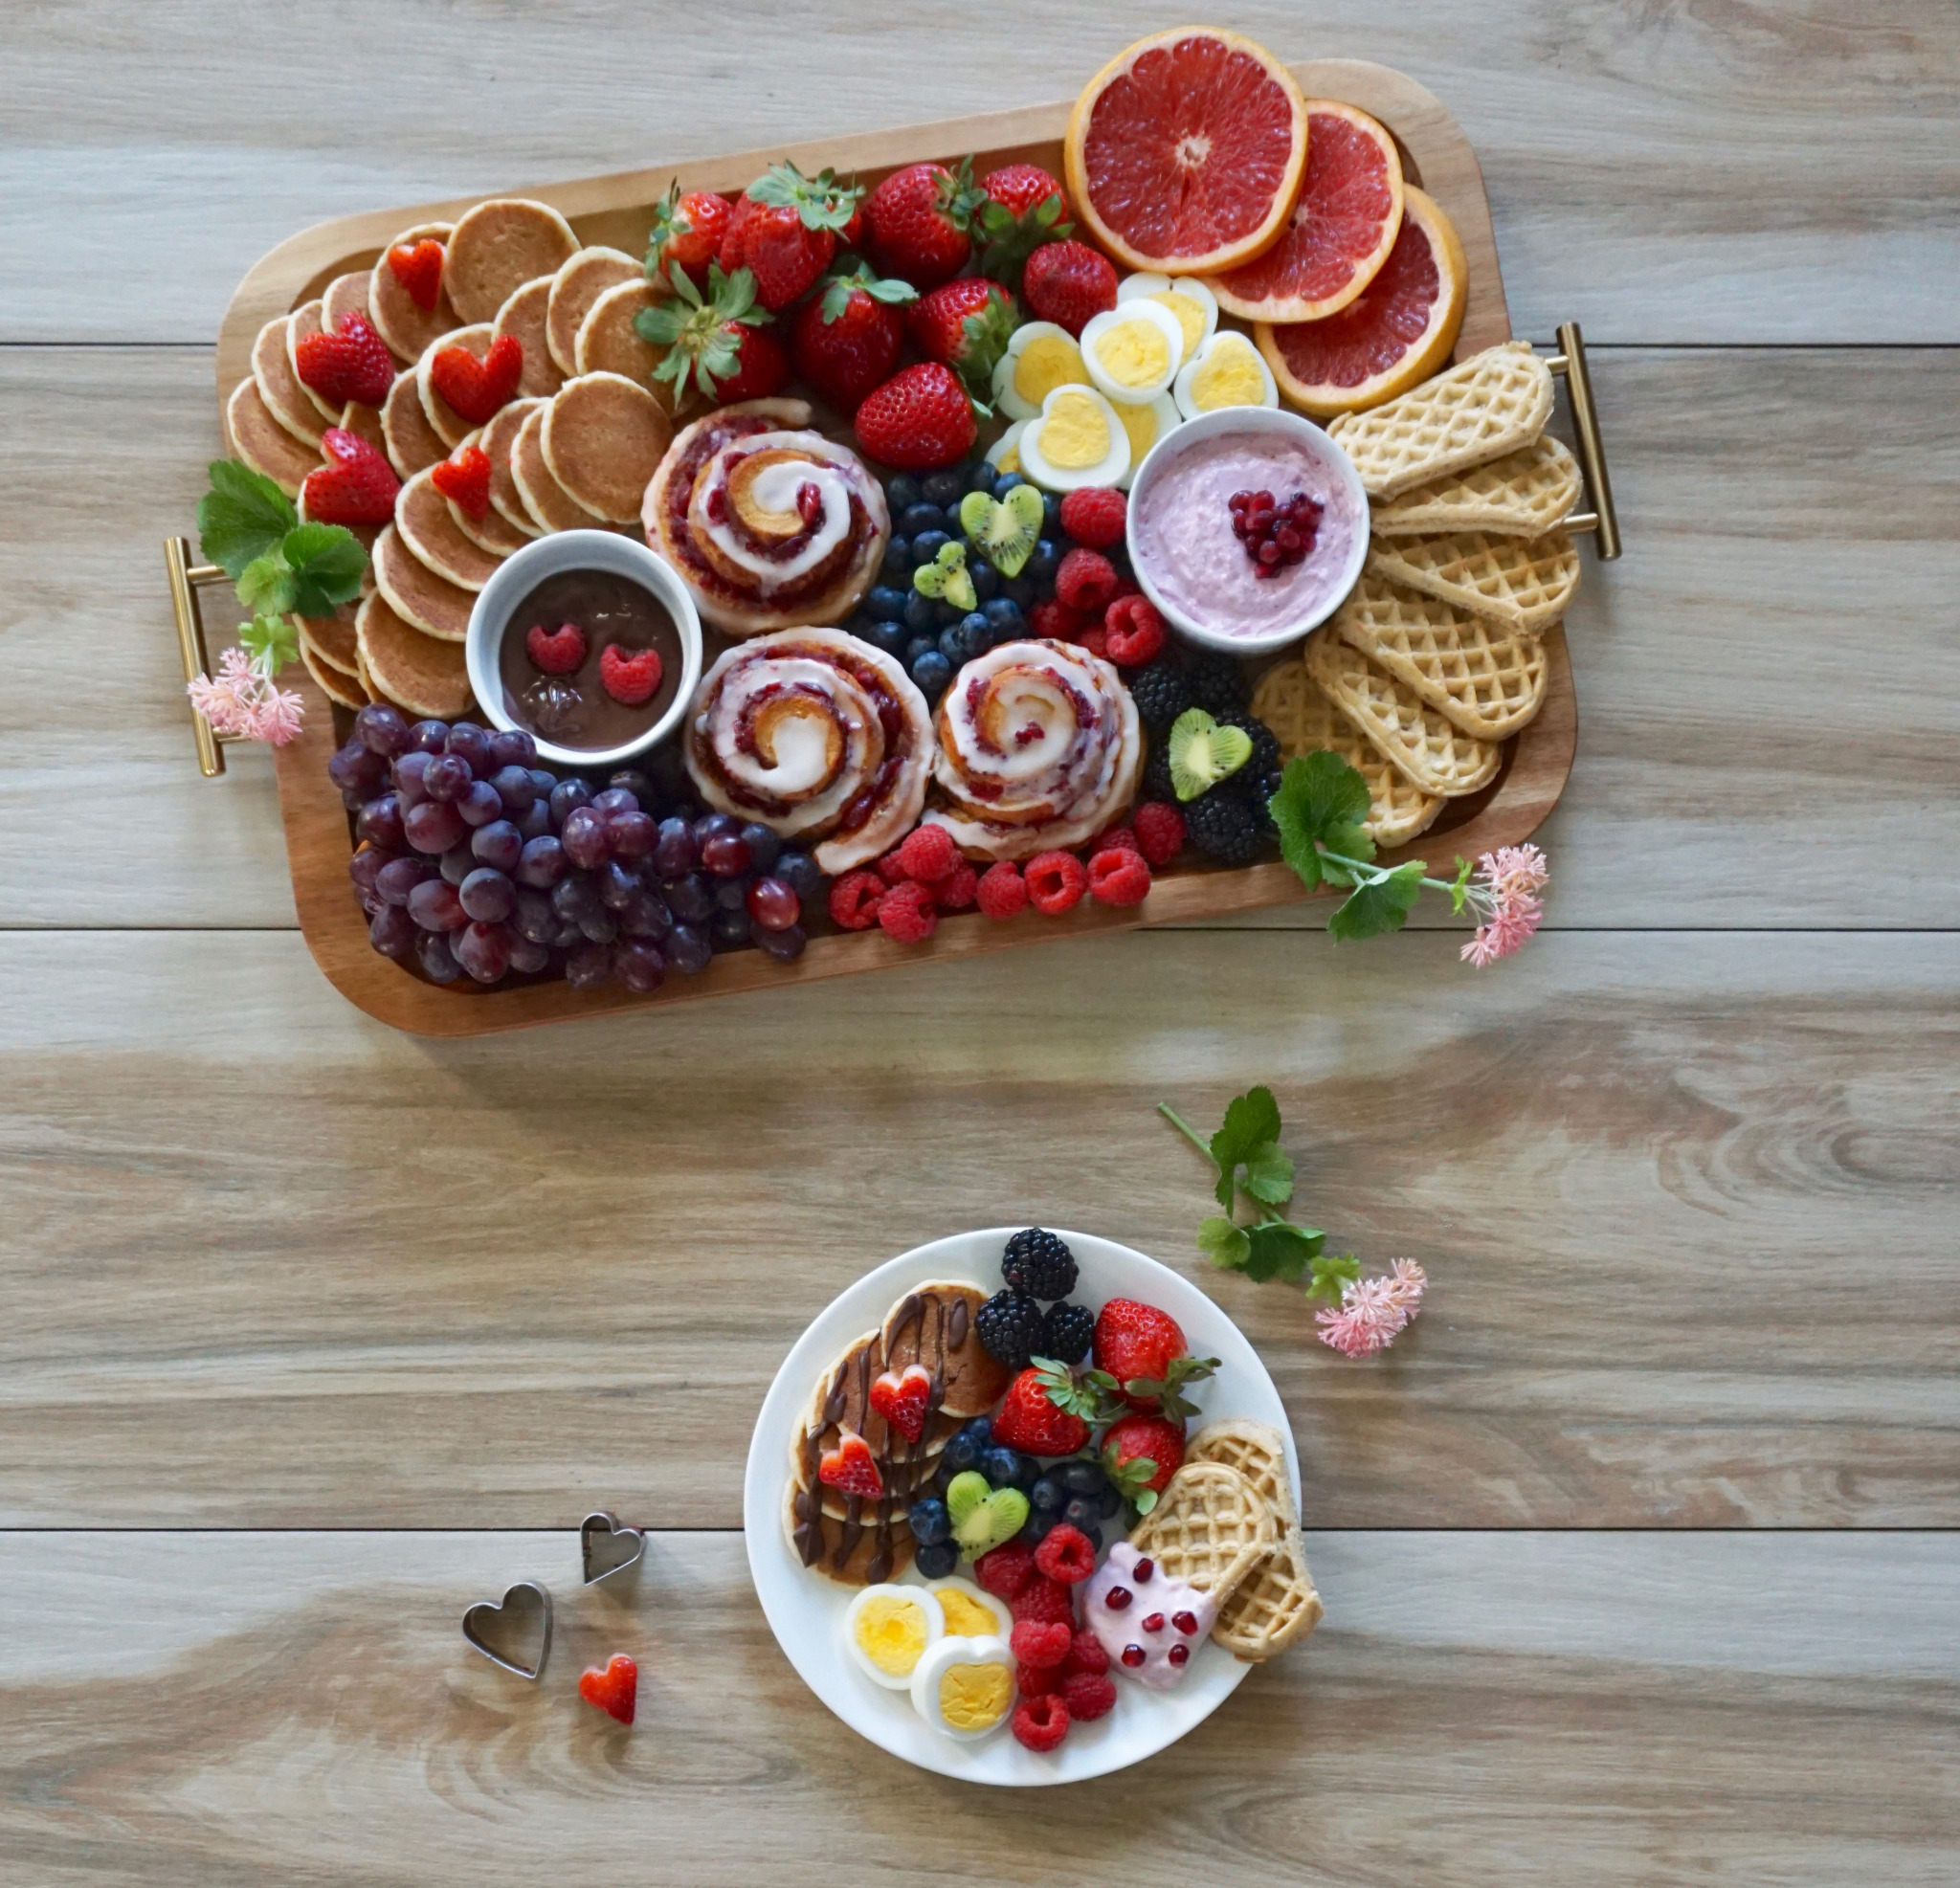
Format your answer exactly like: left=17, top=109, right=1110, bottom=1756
left=643, top=398, right=889, bottom=637
left=924, top=639, right=1144, bottom=861
left=684, top=629, right=933, bottom=875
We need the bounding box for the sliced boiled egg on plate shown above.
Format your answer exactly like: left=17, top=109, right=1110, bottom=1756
left=1116, top=273, right=1219, bottom=364
left=1017, top=384, right=1131, bottom=491
left=925, top=1577, right=1013, bottom=1640
left=1173, top=329, right=1280, bottom=420
left=984, top=419, right=1028, bottom=478
left=1080, top=299, right=1186, bottom=405
left=910, top=1633, right=1016, bottom=1742
left=991, top=322, right=1091, bottom=422
left=843, top=1582, right=946, bottom=1690
left=1108, top=391, right=1181, bottom=490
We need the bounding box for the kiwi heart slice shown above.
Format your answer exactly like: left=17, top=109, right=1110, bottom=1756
left=958, top=484, right=1044, bottom=578
left=946, top=1469, right=1031, bottom=1557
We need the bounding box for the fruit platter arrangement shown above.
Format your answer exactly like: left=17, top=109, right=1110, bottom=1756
left=174, top=30, right=1613, bottom=1033
left=745, top=1227, right=1319, bottom=1784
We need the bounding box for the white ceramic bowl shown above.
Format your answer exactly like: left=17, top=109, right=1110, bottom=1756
left=1125, top=405, right=1370, bottom=657
left=464, top=530, right=702, bottom=770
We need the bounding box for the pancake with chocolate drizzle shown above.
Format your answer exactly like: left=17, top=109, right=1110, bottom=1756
left=792, top=1328, right=960, bottom=1531
left=880, top=1281, right=1010, bottom=1419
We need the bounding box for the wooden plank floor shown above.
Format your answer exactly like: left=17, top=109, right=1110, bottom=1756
left=5, top=1, right=1957, bottom=1877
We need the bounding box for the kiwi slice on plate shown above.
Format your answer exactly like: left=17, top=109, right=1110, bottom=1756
left=958, top=483, right=1043, bottom=577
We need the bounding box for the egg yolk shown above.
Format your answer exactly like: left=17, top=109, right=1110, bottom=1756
left=1113, top=400, right=1160, bottom=463
left=934, top=1589, right=997, bottom=1636
left=853, top=1594, right=930, bottom=1677
left=1192, top=337, right=1266, bottom=410
left=992, top=439, right=1021, bottom=475
left=1039, top=391, right=1111, bottom=469
left=1149, top=291, right=1206, bottom=358
left=1013, top=335, right=1088, bottom=406
left=938, top=1659, right=1013, bottom=1731
left=1094, top=318, right=1171, bottom=389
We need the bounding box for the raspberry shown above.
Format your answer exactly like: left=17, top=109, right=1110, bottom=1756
left=1075, top=624, right=1110, bottom=660
left=935, top=860, right=978, bottom=909
left=1034, top=1523, right=1096, bottom=1585
left=1131, top=801, right=1186, bottom=867
left=1096, top=826, right=1140, bottom=855
left=894, top=823, right=959, bottom=884
left=1058, top=486, right=1127, bottom=550
left=877, top=878, right=939, bottom=943
left=974, top=1540, right=1036, bottom=1601
left=1016, top=1659, right=1063, bottom=1699
left=1102, top=594, right=1167, bottom=667
left=1024, top=850, right=1086, bottom=916
left=1011, top=1691, right=1070, bottom=1753
left=875, top=847, right=910, bottom=885
left=1028, top=598, right=1084, bottom=642
left=1060, top=1670, right=1117, bottom=1722
left=1010, top=1575, right=1076, bottom=1626
left=827, top=870, right=886, bottom=930
left=1087, top=847, right=1151, bottom=907
left=1060, top=1628, right=1109, bottom=1677
left=1011, top=1619, right=1073, bottom=1670
left=976, top=860, right=1029, bottom=920
left=1055, top=547, right=1119, bottom=614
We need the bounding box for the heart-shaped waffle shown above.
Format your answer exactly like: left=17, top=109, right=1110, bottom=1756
left=1125, top=1462, right=1277, bottom=1603
left=1367, top=528, right=1579, bottom=637
left=1184, top=1420, right=1325, bottom=1662
left=1370, top=433, right=1581, bottom=540
left=1305, top=628, right=1501, bottom=798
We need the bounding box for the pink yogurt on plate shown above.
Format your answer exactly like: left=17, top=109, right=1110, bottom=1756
left=1083, top=1541, right=1214, bottom=1690
left=1128, top=429, right=1366, bottom=643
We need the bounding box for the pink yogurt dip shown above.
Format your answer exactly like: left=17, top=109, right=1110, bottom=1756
left=1082, top=1541, right=1214, bottom=1690
left=1128, top=431, right=1366, bottom=641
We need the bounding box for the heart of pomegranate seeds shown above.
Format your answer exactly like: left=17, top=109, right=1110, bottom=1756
left=1227, top=487, right=1322, bottom=575
left=599, top=643, right=663, bottom=707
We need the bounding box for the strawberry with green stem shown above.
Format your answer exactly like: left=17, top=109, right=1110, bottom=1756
left=719, top=162, right=862, bottom=312
left=991, top=1359, right=1116, bottom=1457
left=637, top=263, right=788, bottom=408
left=907, top=278, right=1017, bottom=396
left=646, top=182, right=734, bottom=283
left=1087, top=1299, right=1218, bottom=1416
left=791, top=257, right=914, bottom=411
left=1101, top=1411, right=1185, bottom=1514
left=864, top=158, right=989, bottom=290
left=975, top=163, right=1074, bottom=287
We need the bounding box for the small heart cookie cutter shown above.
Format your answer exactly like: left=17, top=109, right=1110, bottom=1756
left=580, top=1511, right=646, bottom=1587
left=462, top=1580, right=553, bottom=1680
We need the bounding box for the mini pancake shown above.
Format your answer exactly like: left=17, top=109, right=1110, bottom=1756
left=285, top=300, right=340, bottom=423
left=546, top=247, right=638, bottom=375
left=301, top=635, right=368, bottom=710
left=542, top=372, right=673, bottom=524
left=381, top=369, right=447, bottom=478
left=491, top=277, right=565, bottom=400
left=321, top=270, right=373, bottom=337
left=444, top=430, right=532, bottom=556
left=444, top=198, right=580, bottom=325
left=782, top=1478, right=917, bottom=1589
left=226, top=377, right=323, bottom=497
left=295, top=604, right=359, bottom=675
left=368, top=223, right=460, bottom=363
left=574, top=278, right=667, bottom=392
left=357, top=589, right=475, bottom=719
left=880, top=1282, right=1012, bottom=1420
left=395, top=467, right=504, bottom=591
left=416, top=323, right=495, bottom=450
left=510, top=405, right=596, bottom=534
left=372, top=523, right=475, bottom=640
left=480, top=397, right=546, bottom=540
left=337, top=399, right=390, bottom=457
left=252, top=317, right=325, bottom=446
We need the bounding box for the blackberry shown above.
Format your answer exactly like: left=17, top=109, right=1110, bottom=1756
left=1216, top=710, right=1281, bottom=784
left=1187, top=649, right=1250, bottom=716
left=1001, top=1227, right=1078, bottom=1299
left=1143, top=741, right=1176, bottom=805
left=1185, top=786, right=1271, bottom=866
left=1042, top=1299, right=1095, bottom=1365
left=975, top=1289, right=1046, bottom=1370
left=1127, top=659, right=1194, bottom=736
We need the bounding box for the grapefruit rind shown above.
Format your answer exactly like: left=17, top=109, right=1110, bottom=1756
left=1064, top=28, right=1308, bottom=278
left=1205, top=100, right=1406, bottom=323
left=1257, top=188, right=1468, bottom=420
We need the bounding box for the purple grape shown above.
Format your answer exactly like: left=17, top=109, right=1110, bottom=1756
left=459, top=867, right=516, bottom=923
left=488, top=727, right=538, bottom=771
left=491, top=765, right=537, bottom=813
left=408, top=877, right=466, bottom=931
left=455, top=919, right=512, bottom=983
left=404, top=799, right=466, bottom=854
left=713, top=875, right=749, bottom=912
left=667, top=922, right=713, bottom=975
left=516, top=835, right=568, bottom=888
left=594, top=860, right=641, bottom=910
left=702, top=833, right=752, bottom=878
left=578, top=908, right=619, bottom=944
left=360, top=886, right=389, bottom=918
left=377, top=855, right=435, bottom=905
left=507, top=934, right=550, bottom=975
left=746, top=877, right=800, bottom=930
left=561, top=805, right=612, bottom=871
left=417, top=928, right=464, bottom=982
left=608, top=810, right=656, bottom=862
left=549, top=779, right=592, bottom=828
left=694, top=811, right=741, bottom=847
left=592, top=786, right=639, bottom=816
left=439, top=844, right=475, bottom=887
left=349, top=846, right=394, bottom=896
left=393, top=748, right=434, bottom=807
left=341, top=786, right=368, bottom=811
left=356, top=793, right=405, bottom=850
left=368, top=902, right=418, bottom=959
left=617, top=886, right=672, bottom=941
left=514, top=798, right=552, bottom=840
left=423, top=752, right=472, bottom=803
left=711, top=905, right=752, bottom=947
left=667, top=871, right=713, bottom=923
left=472, top=819, right=523, bottom=873
left=615, top=941, right=666, bottom=994
left=774, top=851, right=824, bottom=902
left=528, top=767, right=557, bottom=797
left=739, top=822, right=782, bottom=872
left=551, top=875, right=601, bottom=923
left=444, top=722, right=492, bottom=776
left=355, top=703, right=412, bottom=758
left=410, top=720, right=451, bottom=755
left=329, top=739, right=387, bottom=792
left=652, top=817, right=698, bottom=879
left=513, top=887, right=557, bottom=944
left=564, top=941, right=613, bottom=990
left=550, top=919, right=585, bottom=949
left=457, top=778, right=503, bottom=827
left=753, top=920, right=807, bottom=962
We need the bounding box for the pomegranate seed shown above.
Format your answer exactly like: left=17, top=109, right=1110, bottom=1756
left=1141, top=1612, right=1165, bottom=1633
left=1168, top=1642, right=1189, bottom=1666
left=1172, top=1610, right=1198, bottom=1635
left=1103, top=1586, right=1131, bottom=1611
left=1122, top=1644, right=1146, bottom=1668
left=1132, top=1559, right=1153, bottom=1582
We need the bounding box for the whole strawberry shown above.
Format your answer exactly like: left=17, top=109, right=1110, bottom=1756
left=863, top=159, right=988, bottom=290
left=1090, top=1298, right=1218, bottom=1415
left=976, top=163, right=1074, bottom=287
left=718, top=162, right=861, bottom=312
left=791, top=260, right=914, bottom=412
left=1022, top=239, right=1120, bottom=337
left=647, top=182, right=734, bottom=281
left=991, top=1360, right=1104, bottom=1456
left=906, top=278, right=1016, bottom=393
left=639, top=263, right=788, bottom=407
left=853, top=362, right=976, bottom=472
left=1102, top=1411, right=1185, bottom=1512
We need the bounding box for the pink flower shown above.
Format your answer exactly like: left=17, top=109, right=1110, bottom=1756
left=1316, top=1260, right=1428, bottom=1359
left=1382, top=1258, right=1427, bottom=1317
left=188, top=646, right=305, bottom=746
left=1459, top=844, right=1547, bottom=966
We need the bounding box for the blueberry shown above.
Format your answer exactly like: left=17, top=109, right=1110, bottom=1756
left=910, top=528, right=951, bottom=566
left=956, top=611, right=993, bottom=660
left=968, top=459, right=999, bottom=493
left=914, top=1539, right=960, bottom=1581
left=885, top=474, right=924, bottom=513
left=740, top=823, right=781, bottom=872
left=900, top=501, right=947, bottom=538
left=1000, top=575, right=1035, bottom=609
left=905, top=635, right=937, bottom=668
left=935, top=598, right=966, bottom=629
left=881, top=537, right=912, bottom=578
left=967, top=556, right=999, bottom=601
left=960, top=1417, right=995, bottom=1448
left=1025, top=539, right=1059, bottom=584
left=982, top=596, right=1023, bottom=635
left=1062, top=1494, right=1102, bottom=1532
left=1101, top=1483, right=1125, bottom=1518
left=865, top=585, right=908, bottom=623
left=908, top=1498, right=951, bottom=1546
left=944, top=1432, right=980, bottom=1475
left=931, top=1459, right=955, bottom=1497
left=775, top=852, right=824, bottom=901
left=911, top=651, right=952, bottom=698
left=1073, top=1521, right=1102, bottom=1553
left=992, top=472, right=1028, bottom=500
left=937, top=625, right=968, bottom=665
left=859, top=617, right=906, bottom=655
left=1041, top=491, right=1063, bottom=535
left=1019, top=1507, right=1059, bottom=1545
left=1058, top=1458, right=1108, bottom=1497
left=903, top=590, right=938, bottom=633
left=979, top=1446, right=1023, bottom=1489
left=1030, top=1476, right=1066, bottom=1514
left=922, top=469, right=966, bottom=507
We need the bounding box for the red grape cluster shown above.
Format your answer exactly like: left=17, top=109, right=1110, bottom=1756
left=334, top=703, right=826, bottom=991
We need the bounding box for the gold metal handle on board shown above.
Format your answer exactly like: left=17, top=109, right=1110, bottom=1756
left=164, top=536, right=233, bottom=777
left=1547, top=322, right=1621, bottom=560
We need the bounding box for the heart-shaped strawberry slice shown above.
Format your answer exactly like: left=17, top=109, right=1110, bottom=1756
left=432, top=443, right=492, bottom=521
left=818, top=1429, right=883, bottom=1500
left=598, top=643, right=663, bottom=706
left=431, top=334, right=523, bottom=425
left=578, top=1653, right=637, bottom=1724
left=525, top=621, right=588, bottom=675
left=869, top=1363, right=933, bottom=1444
left=387, top=239, right=445, bottom=313
left=300, top=426, right=401, bottom=527
left=294, top=309, right=395, bottom=409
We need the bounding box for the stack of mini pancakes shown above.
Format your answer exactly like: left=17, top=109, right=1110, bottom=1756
left=225, top=197, right=676, bottom=723
left=1255, top=341, right=1582, bottom=845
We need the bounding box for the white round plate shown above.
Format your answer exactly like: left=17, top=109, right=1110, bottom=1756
left=743, top=1227, right=1297, bottom=1786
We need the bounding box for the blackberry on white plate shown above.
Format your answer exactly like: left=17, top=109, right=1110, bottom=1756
left=1001, top=1227, right=1078, bottom=1300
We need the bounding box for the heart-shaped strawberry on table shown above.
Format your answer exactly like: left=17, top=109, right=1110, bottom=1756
left=387, top=238, right=444, bottom=312
left=818, top=1429, right=883, bottom=1500
left=432, top=443, right=492, bottom=520
left=431, top=334, right=523, bottom=425
left=598, top=643, right=663, bottom=706
left=300, top=425, right=401, bottom=527
left=525, top=621, right=587, bottom=675
left=869, top=1363, right=933, bottom=1443
left=294, top=309, right=395, bottom=409
left=578, top=1653, right=637, bottom=1724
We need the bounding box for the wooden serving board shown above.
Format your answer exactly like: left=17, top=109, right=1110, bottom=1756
left=224, top=59, right=1577, bottom=1036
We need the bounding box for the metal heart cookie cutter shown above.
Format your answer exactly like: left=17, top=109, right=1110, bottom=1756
left=580, top=1511, right=646, bottom=1587
left=462, top=1580, right=553, bottom=1680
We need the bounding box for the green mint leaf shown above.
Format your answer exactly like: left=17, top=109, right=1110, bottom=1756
left=1238, top=1140, right=1296, bottom=1208
left=198, top=460, right=298, bottom=579
left=1270, top=750, right=1375, bottom=889
left=1241, top=1221, right=1321, bottom=1284
left=1305, top=1252, right=1362, bottom=1305
left=280, top=522, right=368, bottom=617
left=1328, top=859, right=1426, bottom=943
left=1196, top=1216, right=1251, bottom=1271
left=1207, top=1085, right=1282, bottom=1207
left=235, top=547, right=297, bottom=615
left=236, top=611, right=299, bottom=674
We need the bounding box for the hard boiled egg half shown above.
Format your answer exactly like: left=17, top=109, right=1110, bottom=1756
left=1016, top=384, right=1130, bottom=492
left=910, top=1633, right=1016, bottom=1743
left=1173, top=329, right=1280, bottom=421
left=991, top=322, right=1091, bottom=423
left=1108, top=392, right=1180, bottom=491
left=843, top=1582, right=946, bottom=1690
left=984, top=420, right=1028, bottom=478
left=1080, top=299, right=1186, bottom=406
left=925, top=1577, right=1013, bottom=1640
left=1117, top=273, right=1219, bottom=363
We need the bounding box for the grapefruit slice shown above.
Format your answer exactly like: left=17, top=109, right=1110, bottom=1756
left=1207, top=101, right=1405, bottom=322
left=1257, top=187, right=1468, bottom=418
left=1064, top=29, right=1307, bottom=276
